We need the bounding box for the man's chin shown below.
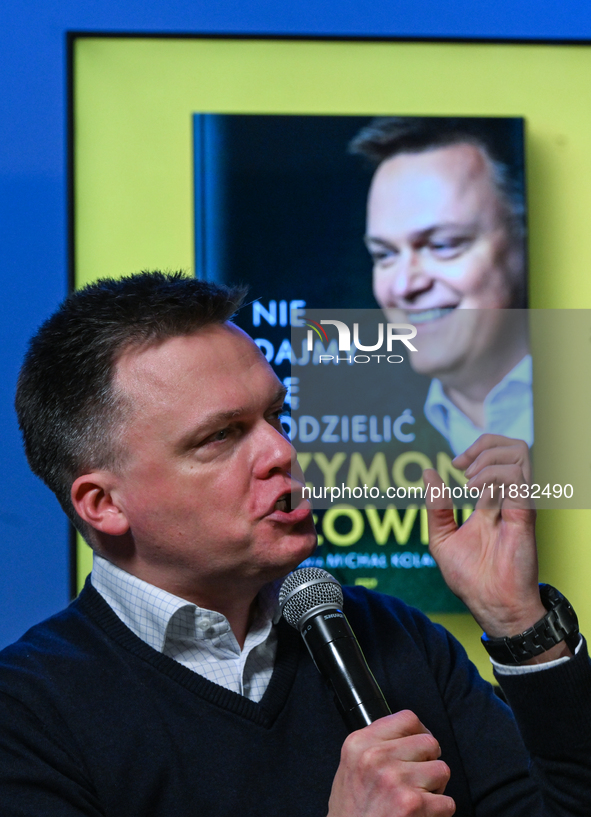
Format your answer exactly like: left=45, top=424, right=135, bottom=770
left=278, top=531, right=319, bottom=574
left=293, top=530, right=319, bottom=562
left=408, top=354, right=455, bottom=379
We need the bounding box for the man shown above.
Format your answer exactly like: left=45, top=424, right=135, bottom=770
left=1, top=271, right=589, bottom=816
left=350, top=118, right=532, bottom=455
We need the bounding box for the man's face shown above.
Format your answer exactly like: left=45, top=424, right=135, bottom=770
left=108, top=324, right=316, bottom=598
left=366, top=143, right=524, bottom=378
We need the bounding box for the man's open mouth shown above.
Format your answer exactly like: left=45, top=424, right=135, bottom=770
left=273, top=491, right=296, bottom=513
left=406, top=306, right=456, bottom=324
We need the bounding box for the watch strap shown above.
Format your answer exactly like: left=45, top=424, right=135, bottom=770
left=481, top=584, right=579, bottom=665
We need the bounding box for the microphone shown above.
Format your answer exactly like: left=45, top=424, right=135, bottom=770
left=278, top=567, right=391, bottom=733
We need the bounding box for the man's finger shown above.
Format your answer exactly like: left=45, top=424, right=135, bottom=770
left=464, top=443, right=530, bottom=484
left=349, top=709, right=432, bottom=744
left=424, top=468, right=453, bottom=511
left=423, top=468, right=458, bottom=548
left=453, top=434, right=529, bottom=477
left=468, top=464, right=534, bottom=511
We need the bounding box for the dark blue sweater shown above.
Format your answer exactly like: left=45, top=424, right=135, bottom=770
left=1, top=582, right=590, bottom=816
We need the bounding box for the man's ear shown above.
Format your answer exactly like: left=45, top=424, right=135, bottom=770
left=71, top=473, right=130, bottom=537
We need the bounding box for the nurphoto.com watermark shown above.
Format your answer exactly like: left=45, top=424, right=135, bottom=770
left=302, top=482, right=574, bottom=504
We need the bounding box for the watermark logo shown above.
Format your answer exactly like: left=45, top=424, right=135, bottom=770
left=305, top=319, right=417, bottom=364
left=305, top=320, right=329, bottom=343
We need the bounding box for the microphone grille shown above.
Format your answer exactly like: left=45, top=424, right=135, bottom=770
left=279, top=567, right=343, bottom=629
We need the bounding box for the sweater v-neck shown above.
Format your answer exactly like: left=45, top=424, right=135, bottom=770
left=77, top=580, right=303, bottom=729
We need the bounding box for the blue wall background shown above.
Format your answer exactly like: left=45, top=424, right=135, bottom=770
left=2, top=0, right=591, bottom=649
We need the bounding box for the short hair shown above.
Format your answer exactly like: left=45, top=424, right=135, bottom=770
left=350, top=117, right=527, bottom=305
left=15, top=271, right=246, bottom=539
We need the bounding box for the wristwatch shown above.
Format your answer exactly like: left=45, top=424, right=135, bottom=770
left=481, top=584, right=580, bottom=665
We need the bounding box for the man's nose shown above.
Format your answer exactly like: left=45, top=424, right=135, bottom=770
left=252, top=421, right=294, bottom=479
left=386, top=250, right=432, bottom=302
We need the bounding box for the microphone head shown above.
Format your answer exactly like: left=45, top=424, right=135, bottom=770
left=278, top=567, right=343, bottom=630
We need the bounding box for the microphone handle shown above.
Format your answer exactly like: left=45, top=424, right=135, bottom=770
left=301, top=609, right=391, bottom=733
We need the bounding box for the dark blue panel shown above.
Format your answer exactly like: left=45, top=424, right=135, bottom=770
left=0, top=174, right=69, bottom=647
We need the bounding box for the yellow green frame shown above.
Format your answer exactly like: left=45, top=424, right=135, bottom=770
left=73, top=35, right=591, bottom=680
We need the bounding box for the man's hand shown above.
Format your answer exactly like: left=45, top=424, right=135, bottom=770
left=424, top=434, right=544, bottom=640
left=327, top=710, right=455, bottom=817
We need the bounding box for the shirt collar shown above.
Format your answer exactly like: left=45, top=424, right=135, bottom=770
left=423, top=354, right=532, bottom=453
left=91, top=553, right=280, bottom=654
left=484, top=354, right=532, bottom=403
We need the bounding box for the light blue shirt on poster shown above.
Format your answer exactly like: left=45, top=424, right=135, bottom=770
left=423, top=355, right=534, bottom=457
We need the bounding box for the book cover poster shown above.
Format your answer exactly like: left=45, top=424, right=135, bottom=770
left=193, top=113, right=528, bottom=612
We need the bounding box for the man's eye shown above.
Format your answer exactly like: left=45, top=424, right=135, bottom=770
left=205, top=428, right=232, bottom=444
left=429, top=237, right=471, bottom=259
left=370, top=248, right=397, bottom=265
left=267, top=406, right=291, bottom=437
left=269, top=407, right=288, bottom=426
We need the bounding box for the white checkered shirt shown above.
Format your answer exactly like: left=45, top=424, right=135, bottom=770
left=91, top=554, right=278, bottom=702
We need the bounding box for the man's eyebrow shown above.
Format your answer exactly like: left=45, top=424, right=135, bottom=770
left=422, top=222, right=479, bottom=235
left=365, top=222, right=479, bottom=248
left=274, top=385, right=288, bottom=405
left=364, top=235, right=391, bottom=247
left=205, top=387, right=288, bottom=425
left=177, top=386, right=288, bottom=449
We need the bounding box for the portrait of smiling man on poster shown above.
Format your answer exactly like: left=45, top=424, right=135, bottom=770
left=191, top=112, right=532, bottom=606
left=351, top=116, right=531, bottom=456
